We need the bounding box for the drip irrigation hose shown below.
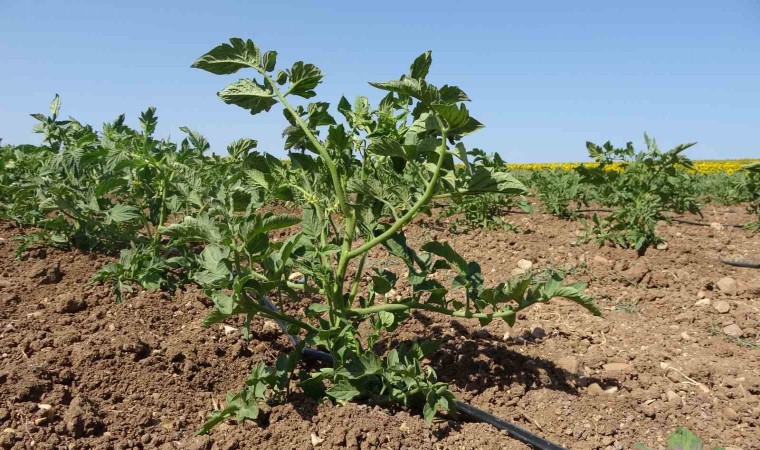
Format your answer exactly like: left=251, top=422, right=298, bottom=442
left=668, top=216, right=744, bottom=228
left=259, top=296, right=568, bottom=450
left=721, top=259, right=760, bottom=269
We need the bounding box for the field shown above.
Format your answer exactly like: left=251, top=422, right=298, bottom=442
left=2, top=205, right=759, bottom=449
left=1, top=38, right=759, bottom=450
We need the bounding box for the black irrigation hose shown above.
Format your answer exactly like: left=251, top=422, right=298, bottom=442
left=721, top=259, right=760, bottom=269
left=260, top=296, right=568, bottom=450
left=668, top=216, right=745, bottom=228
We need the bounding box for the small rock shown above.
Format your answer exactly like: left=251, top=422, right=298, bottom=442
left=586, top=383, right=604, bottom=396
left=604, top=386, right=618, bottom=394
left=716, top=277, right=738, bottom=296
left=694, top=298, right=711, bottom=307
left=261, top=320, right=279, bottom=334
left=516, top=259, right=533, bottom=270
left=723, top=324, right=743, bottom=338
left=697, top=290, right=706, bottom=299
left=666, top=390, right=682, bottom=405
left=680, top=332, right=694, bottom=341
left=310, top=433, right=324, bottom=446
left=712, top=300, right=731, bottom=314
left=222, top=325, right=237, bottom=335
left=55, top=293, right=87, bottom=314
left=723, top=407, right=739, bottom=421
left=556, top=356, right=579, bottom=375
left=656, top=242, right=668, bottom=250
left=622, top=262, right=650, bottom=284
left=63, top=395, right=104, bottom=438
left=602, top=363, right=634, bottom=374
left=530, top=326, right=546, bottom=339
left=709, top=222, right=724, bottom=231
left=288, top=271, right=304, bottom=282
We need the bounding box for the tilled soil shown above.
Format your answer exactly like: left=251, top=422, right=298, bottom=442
left=0, top=206, right=758, bottom=450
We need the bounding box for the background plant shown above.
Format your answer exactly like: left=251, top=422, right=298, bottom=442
left=440, top=149, right=531, bottom=232
left=577, top=134, right=701, bottom=252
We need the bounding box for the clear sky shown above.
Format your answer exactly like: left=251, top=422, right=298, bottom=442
left=1, top=0, right=758, bottom=162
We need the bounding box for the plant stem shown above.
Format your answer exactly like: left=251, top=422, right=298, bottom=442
left=260, top=71, right=350, bottom=217
left=346, top=117, right=449, bottom=259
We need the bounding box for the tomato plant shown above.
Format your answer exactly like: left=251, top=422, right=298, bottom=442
left=185, top=38, right=601, bottom=431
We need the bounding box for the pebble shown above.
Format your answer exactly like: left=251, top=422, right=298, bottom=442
left=665, top=390, right=682, bottom=405
left=712, top=300, right=731, bottom=314
left=310, top=433, right=324, bottom=446
left=222, top=325, right=237, bottom=335
left=710, top=222, right=724, bottom=231
left=556, top=356, right=579, bottom=375
left=516, top=259, right=533, bottom=270
left=587, top=383, right=604, bottom=396
left=723, top=407, right=739, bottom=421
left=723, top=324, right=743, bottom=338
left=697, top=290, right=706, bottom=299
left=694, top=298, right=711, bottom=307
left=656, top=242, right=668, bottom=250
left=716, top=277, right=738, bottom=296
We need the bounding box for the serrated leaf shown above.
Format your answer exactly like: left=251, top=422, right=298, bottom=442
left=287, top=62, right=323, bottom=99
left=409, top=51, right=432, bottom=80
left=431, top=103, right=470, bottom=129
left=465, top=167, right=527, bottom=195
left=105, top=204, right=141, bottom=224
left=368, top=136, right=406, bottom=159
left=326, top=379, right=359, bottom=403
left=192, top=38, right=263, bottom=74
left=218, top=79, right=278, bottom=115
left=421, top=241, right=468, bottom=274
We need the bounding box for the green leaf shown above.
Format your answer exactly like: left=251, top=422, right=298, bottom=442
left=262, top=50, right=277, bottom=72
left=465, top=167, right=527, bottom=195
left=192, top=38, right=264, bottom=74
left=218, top=79, right=278, bottom=115
left=287, top=62, right=323, bottom=99
left=377, top=311, right=395, bottom=328
left=409, top=51, right=432, bottom=80
left=421, top=241, right=468, bottom=274
left=161, top=215, right=223, bottom=244
left=50, top=94, right=61, bottom=117
left=105, top=204, right=141, bottom=224
left=195, top=245, right=231, bottom=286
left=367, top=136, right=406, bottom=159
left=665, top=427, right=721, bottom=450
left=431, top=103, right=471, bottom=129
left=306, top=303, right=330, bottom=317
left=422, top=392, right=437, bottom=423
left=326, top=379, right=359, bottom=404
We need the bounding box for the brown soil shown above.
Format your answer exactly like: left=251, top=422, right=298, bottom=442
left=0, top=205, right=758, bottom=450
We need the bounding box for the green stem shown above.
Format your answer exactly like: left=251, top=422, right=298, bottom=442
left=261, top=71, right=350, bottom=217
left=347, top=252, right=368, bottom=308
left=347, top=119, right=449, bottom=259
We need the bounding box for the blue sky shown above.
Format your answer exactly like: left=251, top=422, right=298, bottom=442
left=1, top=0, right=758, bottom=162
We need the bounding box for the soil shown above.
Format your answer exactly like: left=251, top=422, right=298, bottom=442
left=1, top=204, right=758, bottom=450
